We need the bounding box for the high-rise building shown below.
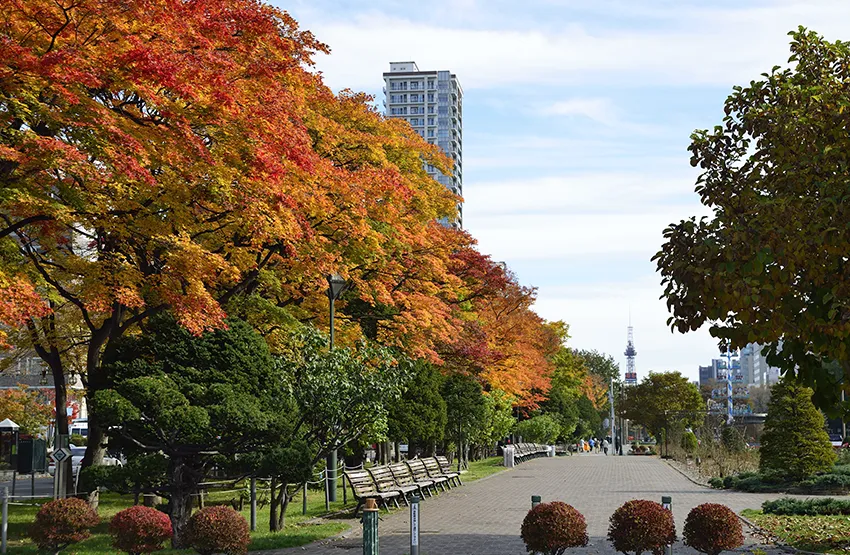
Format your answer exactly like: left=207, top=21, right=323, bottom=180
left=383, top=61, right=463, bottom=227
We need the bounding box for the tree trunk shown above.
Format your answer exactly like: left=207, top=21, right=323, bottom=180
left=278, top=485, right=291, bottom=531
left=169, top=458, right=196, bottom=549
left=269, top=478, right=279, bottom=532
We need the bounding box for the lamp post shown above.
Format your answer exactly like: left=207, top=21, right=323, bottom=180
left=326, top=274, right=349, bottom=503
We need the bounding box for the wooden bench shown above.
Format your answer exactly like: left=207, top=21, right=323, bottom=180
left=423, top=457, right=459, bottom=488
left=436, top=455, right=463, bottom=486
left=407, top=458, right=448, bottom=492
left=344, top=468, right=400, bottom=514
left=368, top=465, right=414, bottom=506
left=388, top=462, right=433, bottom=500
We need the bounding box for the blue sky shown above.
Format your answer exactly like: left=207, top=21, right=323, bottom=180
left=279, top=0, right=849, bottom=382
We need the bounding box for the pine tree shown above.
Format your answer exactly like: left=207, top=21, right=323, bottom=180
left=760, top=380, right=836, bottom=480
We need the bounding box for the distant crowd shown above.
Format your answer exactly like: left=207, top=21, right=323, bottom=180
left=572, top=436, right=622, bottom=455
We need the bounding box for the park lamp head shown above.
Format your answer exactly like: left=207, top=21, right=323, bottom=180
left=326, top=273, right=349, bottom=301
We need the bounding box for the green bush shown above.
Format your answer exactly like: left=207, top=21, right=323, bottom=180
left=680, top=432, right=698, bottom=454
left=760, top=381, right=836, bottom=481
left=683, top=504, right=744, bottom=555
left=515, top=415, right=561, bottom=444
left=763, top=497, right=850, bottom=516
left=795, top=473, right=850, bottom=493
left=521, top=501, right=588, bottom=555
left=109, top=505, right=173, bottom=554
left=608, top=500, right=676, bottom=555
left=70, top=433, right=87, bottom=446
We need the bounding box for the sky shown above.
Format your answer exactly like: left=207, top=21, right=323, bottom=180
left=279, top=0, right=850, bottom=382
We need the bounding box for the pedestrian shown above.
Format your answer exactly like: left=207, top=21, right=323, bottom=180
left=588, top=437, right=595, bottom=452
left=603, top=438, right=610, bottom=456
left=615, top=436, right=622, bottom=455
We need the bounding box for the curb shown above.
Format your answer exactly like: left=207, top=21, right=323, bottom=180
left=662, top=459, right=712, bottom=489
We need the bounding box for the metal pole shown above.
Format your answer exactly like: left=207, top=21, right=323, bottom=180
left=328, top=295, right=338, bottom=503
left=531, top=495, right=541, bottom=508
left=250, top=478, right=257, bottom=531
left=302, top=482, right=307, bottom=515
left=609, top=378, right=615, bottom=454
left=843, top=390, right=847, bottom=441
left=410, top=495, right=420, bottom=555
left=726, top=341, right=733, bottom=425
left=362, top=498, right=379, bottom=555
left=342, top=470, right=347, bottom=505
left=661, top=496, right=672, bottom=555
left=1, top=487, right=7, bottom=555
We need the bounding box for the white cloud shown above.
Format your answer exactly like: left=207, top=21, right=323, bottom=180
left=544, top=98, right=618, bottom=125
left=286, top=1, right=850, bottom=92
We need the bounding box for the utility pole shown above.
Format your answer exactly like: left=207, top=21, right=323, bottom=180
left=726, top=341, right=734, bottom=426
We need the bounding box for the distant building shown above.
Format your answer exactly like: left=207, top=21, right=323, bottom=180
left=383, top=61, right=463, bottom=227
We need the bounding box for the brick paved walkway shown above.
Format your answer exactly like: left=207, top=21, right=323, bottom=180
left=261, top=454, right=793, bottom=555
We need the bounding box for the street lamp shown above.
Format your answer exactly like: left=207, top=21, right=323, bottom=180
left=326, top=274, right=349, bottom=503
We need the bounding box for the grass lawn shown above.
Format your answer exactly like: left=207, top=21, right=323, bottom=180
left=8, top=457, right=508, bottom=553
left=743, top=509, right=850, bottom=553
left=8, top=484, right=351, bottom=554
left=462, top=456, right=506, bottom=482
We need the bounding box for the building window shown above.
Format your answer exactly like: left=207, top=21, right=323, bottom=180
left=427, top=117, right=435, bottom=125
left=428, top=106, right=435, bottom=114
left=410, top=94, right=419, bottom=102
left=428, top=129, right=435, bottom=137
left=410, top=81, right=420, bottom=90
left=428, top=93, right=434, bottom=102
left=410, top=106, right=420, bottom=114
left=428, top=80, right=435, bottom=89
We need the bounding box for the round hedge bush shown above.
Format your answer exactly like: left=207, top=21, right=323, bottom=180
left=608, top=499, right=676, bottom=555
left=30, top=497, right=100, bottom=552
left=683, top=503, right=744, bottom=555
left=109, top=505, right=173, bottom=554
left=188, top=506, right=250, bottom=555
left=521, top=501, right=588, bottom=555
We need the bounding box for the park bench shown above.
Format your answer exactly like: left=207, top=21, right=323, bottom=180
left=513, top=443, right=549, bottom=464
left=436, top=455, right=463, bottom=486
left=388, top=462, right=434, bottom=500
left=423, top=457, right=459, bottom=488
left=344, top=468, right=400, bottom=515
left=369, top=465, right=416, bottom=506
left=407, top=458, right=449, bottom=492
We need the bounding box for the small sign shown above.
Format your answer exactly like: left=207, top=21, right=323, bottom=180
left=51, top=447, right=72, bottom=463
left=410, top=502, right=419, bottom=546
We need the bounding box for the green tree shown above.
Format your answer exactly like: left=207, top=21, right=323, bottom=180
left=654, top=28, right=850, bottom=416
left=388, top=363, right=447, bottom=453
left=760, top=380, right=836, bottom=481
left=575, top=349, right=621, bottom=384
left=680, top=431, right=698, bottom=454
left=442, top=374, right=486, bottom=470
left=574, top=396, right=602, bottom=439
left=470, top=389, right=516, bottom=454
left=515, top=415, right=560, bottom=444
left=721, top=426, right=746, bottom=453
left=619, top=372, right=705, bottom=437
left=92, top=315, right=290, bottom=547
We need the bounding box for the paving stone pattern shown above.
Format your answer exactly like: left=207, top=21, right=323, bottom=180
left=261, top=454, right=794, bottom=555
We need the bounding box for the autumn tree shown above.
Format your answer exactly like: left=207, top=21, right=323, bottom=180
left=0, top=0, right=462, bottom=470
left=654, top=28, right=850, bottom=416
left=619, top=372, right=705, bottom=437
left=0, top=386, right=52, bottom=435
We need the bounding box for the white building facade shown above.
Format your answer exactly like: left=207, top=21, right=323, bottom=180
left=383, top=61, right=463, bottom=227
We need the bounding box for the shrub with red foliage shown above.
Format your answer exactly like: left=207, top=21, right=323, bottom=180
left=608, top=500, right=676, bottom=555
left=188, top=506, right=250, bottom=555
left=110, top=505, right=173, bottom=554
left=521, top=501, right=589, bottom=555
left=29, top=497, right=100, bottom=552
left=683, top=503, right=744, bottom=555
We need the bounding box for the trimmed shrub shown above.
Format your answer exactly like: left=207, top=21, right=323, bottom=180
left=763, top=497, right=850, bottom=516
left=680, top=431, right=698, bottom=454
left=683, top=503, right=744, bottom=555
left=608, top=500, right=676, bottom=555
left=521, top=501, right=588, bottom=555
left=760, top=381, right=836, bottom=480
left=30, top=497, right=100, bottom=553
left=187, top=506, right=250, bottom=555
left=110, top=505, right=172, bottom=554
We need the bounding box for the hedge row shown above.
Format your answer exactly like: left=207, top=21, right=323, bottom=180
left=709, top=471, right=850, bottom=494
left=762, top=497, right=850, bottom=516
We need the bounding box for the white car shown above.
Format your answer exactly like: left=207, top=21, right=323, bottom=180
left=48, top=446, right=122, bottom=476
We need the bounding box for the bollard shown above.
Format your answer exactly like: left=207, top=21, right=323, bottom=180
left=531, top=495, right=541, bottom=509
left=661, top=496, right=672, bottom=555
left=1, top=487, right=7, bottom=555
left=250, top=479, right=257, bottom=532
left=410, top=495, right=420, bottom=555
left=362, top=498, right=379, bottom=555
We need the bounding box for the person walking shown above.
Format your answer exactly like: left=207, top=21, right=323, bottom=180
left=588, top=437, right=595, bottom=452
left=615, top=435, right=622, bottom=455
left=602, top=438, right=610, bottom=456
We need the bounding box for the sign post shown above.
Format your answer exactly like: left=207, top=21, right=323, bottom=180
left=410, top=494, right=420, bottom=555
left=531, top=495, right=541, bottom=509
left=51, top=446, right=72, bottom=500
left=661, top=496, right=672, bottom=555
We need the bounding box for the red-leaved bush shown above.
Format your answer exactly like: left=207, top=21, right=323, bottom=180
left=188, top=506, right=250, bottom=555
left=30, top=497, right=100, bottom=552
left=683, top=503, right=744, bottom=555
left=521, top=501, right=588, bottom=555
left=109, top=505, right=173, bottom=554
left=608, top=500, right=676, bottom=555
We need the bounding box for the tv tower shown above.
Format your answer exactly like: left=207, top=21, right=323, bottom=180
left=624, top=318, right=637, bottom=385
